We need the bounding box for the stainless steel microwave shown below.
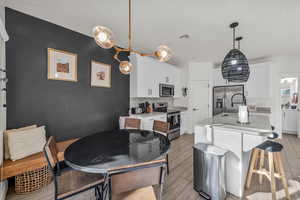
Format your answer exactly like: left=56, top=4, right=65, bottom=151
left=159, top=83, right=174, bottom=97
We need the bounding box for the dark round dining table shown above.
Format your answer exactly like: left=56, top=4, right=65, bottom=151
left=64, top=129, right=171, bottom=174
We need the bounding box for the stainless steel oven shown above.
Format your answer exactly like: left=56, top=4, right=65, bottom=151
left=159, top=84, right=174, bottom=97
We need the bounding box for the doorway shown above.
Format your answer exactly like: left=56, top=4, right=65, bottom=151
left=190, top=81, right=209, bottom=133
left=280, top=76, right=299, bottom=137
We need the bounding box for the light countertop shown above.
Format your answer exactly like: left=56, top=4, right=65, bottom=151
left=197, top=113, right=272, bottom=133
left=130, top=112, right=166, bottom=118
left=168, top=106, right=188, bottom=112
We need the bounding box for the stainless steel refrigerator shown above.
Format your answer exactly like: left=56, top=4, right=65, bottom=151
left=213, top=85, right=245, bottom=116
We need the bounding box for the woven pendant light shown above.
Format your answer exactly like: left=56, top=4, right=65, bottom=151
left=222, top=22, right=250, bottom=82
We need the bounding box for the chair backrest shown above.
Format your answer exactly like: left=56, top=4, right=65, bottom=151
left=111, top=159, right=167, bottom=195
left=153, top=120, right=169, bottom=134
left=43, top=136, right=59, bottom=169
left=125, top=118, right=141, bottom=129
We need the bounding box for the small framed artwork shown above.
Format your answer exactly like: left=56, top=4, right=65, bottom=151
left=47, top=48, right=77, bottom=82
left=91, top=60, right=111, bottom=88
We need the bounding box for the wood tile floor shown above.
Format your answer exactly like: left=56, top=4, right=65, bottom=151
left=6, top=133, right=300, bottom=200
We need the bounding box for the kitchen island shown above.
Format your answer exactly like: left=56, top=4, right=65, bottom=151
left=194, top=113, right=272, bottom=198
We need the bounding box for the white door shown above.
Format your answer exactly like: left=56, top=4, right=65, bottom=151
left=191, top=81, right=209, bottom=132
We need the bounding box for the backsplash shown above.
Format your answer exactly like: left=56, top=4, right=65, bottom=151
left=130, top=97, right=174, bottom=108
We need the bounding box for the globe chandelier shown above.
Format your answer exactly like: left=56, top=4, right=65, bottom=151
left=93, top=0, right=173, bottom=75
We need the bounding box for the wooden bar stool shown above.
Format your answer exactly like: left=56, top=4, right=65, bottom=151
left=256, top=132, right=279, bottom=184
left=246, top=140, right=291, bottom=200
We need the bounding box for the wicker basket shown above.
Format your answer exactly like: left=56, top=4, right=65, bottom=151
left=15, top=165, right=52, bottom=194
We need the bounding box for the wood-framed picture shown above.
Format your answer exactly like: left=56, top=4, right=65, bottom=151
left=47, top=48, right=77, bottom=82
left=91, top=60, right=111, bottom=88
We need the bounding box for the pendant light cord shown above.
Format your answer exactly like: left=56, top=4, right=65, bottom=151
left=128, top=0, right=132, bottom=51
left=233, top=27, right=235, bottom=49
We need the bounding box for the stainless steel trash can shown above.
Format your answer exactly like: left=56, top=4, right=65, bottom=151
left=193, top=143, right=227, bottom=200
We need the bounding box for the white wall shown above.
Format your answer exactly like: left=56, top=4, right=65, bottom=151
left=183, top=62, right=214, bottom=133
left=173, top=64, right=189, bottom=107
left=269, top=56, right=300, bottom=137
left=0, top=5, right=7, bottom=200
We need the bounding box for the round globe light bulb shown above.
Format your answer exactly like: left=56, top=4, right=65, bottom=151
left=119, top=61, right=132, bottom=75
left=155, top=45, right=173, bottom=62
left=97, top=32, right=108, bottom=42
left=92, top=26, right=114, bottom=49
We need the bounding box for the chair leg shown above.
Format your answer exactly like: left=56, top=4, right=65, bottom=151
left=246, top=148, right=259, bottom=189
left=276, top=152, right=291, bottom=200
left=268, top=152, right=276, bottom=200
left=166, top=154, right=170, bottom=175
left=258, top=149, right=265, bottom=184
left=159, top=165, right=166, bottom=200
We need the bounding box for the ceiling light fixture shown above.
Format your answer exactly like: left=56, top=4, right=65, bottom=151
left=93, top=0, right=173, bottom=75
left=221, top=22, right=250, bottom=82
left=179, top=34, right=190, bottom=40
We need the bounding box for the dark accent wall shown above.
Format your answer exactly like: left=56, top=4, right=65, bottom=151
left=5, top=8, right=129, bottom=141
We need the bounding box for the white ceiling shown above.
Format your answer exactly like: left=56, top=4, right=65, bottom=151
left=4, top=0, right=300, bottom=66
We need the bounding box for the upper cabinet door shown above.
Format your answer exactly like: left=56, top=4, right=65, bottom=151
left=245, top=63, right=270, bottom=98
left=130, top=54, right=180, bottom=98
left=213, top=68, right=227, bottom=86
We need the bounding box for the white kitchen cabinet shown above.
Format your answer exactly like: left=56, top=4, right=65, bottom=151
left=130, top=54, right=158, bottom=97
left=213, top=68, right=227, bottom=86
left=212, top=63, right=270, bottom=99
left=245, top=63, right=270, bottom=98
left=130, top=54, right=180, bottom=98
left=282, top=109, right=298, bottom=134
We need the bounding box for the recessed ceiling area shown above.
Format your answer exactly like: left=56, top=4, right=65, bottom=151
left=4, top=0, right=300, bottom=66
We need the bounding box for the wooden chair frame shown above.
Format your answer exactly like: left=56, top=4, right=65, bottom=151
left=124, top=118, right=141, bottom=130
left=44, top=136, right=103, bottom=200
left=104, top=159, right=167, bottom=200
left=153, top=120, right=170, bottom=175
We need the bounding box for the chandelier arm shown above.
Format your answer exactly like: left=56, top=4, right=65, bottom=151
left=140, top=52, right=155, bottom=57
left=113, top=47, right=121, bottom=62
left=128, top=0, right=132, bottom=51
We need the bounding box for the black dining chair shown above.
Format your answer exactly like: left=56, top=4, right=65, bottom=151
left=111, top=158, right=167, bottom=200
left=43, top=136, right=104, bottom=200
left=153, top=120, right=170, bottom=174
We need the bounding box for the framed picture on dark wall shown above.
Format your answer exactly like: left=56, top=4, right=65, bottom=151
left=47, top=48, right=77, bottom=82
left=91, top=60, right=111, bottom=88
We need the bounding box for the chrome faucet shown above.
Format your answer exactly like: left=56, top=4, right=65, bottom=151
left=231, top=93, right=247, bottom=107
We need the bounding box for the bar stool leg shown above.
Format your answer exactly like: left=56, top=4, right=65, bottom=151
left=268, top=152, right=277, bottom=200
left=276, top=152, right=291, bottom=200
left=274, top=153, right=280, bottom=174
left=246, top=149, right=259, bottom=189
left=258, top=150, right=265, bottom=184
